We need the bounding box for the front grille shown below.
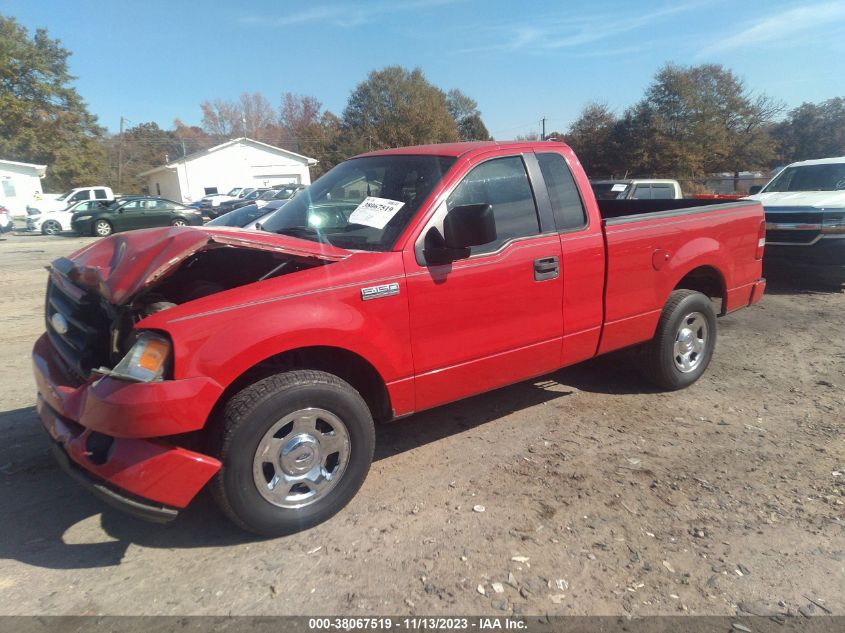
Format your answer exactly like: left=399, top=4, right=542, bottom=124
left=45, top=277, right=112, bottom=379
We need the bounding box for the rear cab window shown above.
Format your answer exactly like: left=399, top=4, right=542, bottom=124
left=536, top=152, right=587, bottom=231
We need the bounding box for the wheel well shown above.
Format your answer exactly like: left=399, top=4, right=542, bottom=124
left=218, top=346, right=392, bottom=424
left=674, top=266, right=726, bottom=314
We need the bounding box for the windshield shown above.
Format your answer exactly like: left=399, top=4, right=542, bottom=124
left=206, top=203, right=275, bottom=227
left=55, top=190, right=72, bottom=201
left=591, top=182, right=631, bottom=199
left=226, top=188, right=241, bottom=196
left=261, top=155, right=457, bottom=251
left=258, top=190, right=277, bottom=200
left=764, top=163, right=845, bottom=192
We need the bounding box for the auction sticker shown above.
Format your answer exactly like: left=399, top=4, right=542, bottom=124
left=349, top=196, right=405, bottom=229
left=611, top=183, right=628, bottom=192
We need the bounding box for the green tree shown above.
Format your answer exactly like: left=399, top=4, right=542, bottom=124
left=773, top=98, right=845, bottom=163
left=564, top=102, right=620, bottom=177
left=446, top=89, right=490, bottom=141
left=621, top=64, right=782, bottom=178
left=342, top=66, right=459, bottom=151
left=0, top=14, right=105, bottom=189
left=105, top=122, right=181, bottom=194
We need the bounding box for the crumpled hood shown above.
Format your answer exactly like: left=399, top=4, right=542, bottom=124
left=747, top=191, right=845, bottom=209
left=52, top=226, right=350, bottom=305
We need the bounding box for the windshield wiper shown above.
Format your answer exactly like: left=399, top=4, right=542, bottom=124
left=276, top=226, right=328, bottom=243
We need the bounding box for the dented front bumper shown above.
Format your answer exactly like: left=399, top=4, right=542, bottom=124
left=33, top=333, right=222, bottom=517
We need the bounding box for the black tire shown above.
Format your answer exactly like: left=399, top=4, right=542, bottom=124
left=93, top=219, right=112, bottom=237
left=640, top=290, right=716, bottom=390
left=211, top=370, right=375, bottom=536
left=41, top=220, right=61, bottom=236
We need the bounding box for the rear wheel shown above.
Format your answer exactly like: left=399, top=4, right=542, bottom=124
left=640, top=290, right=716, bottom=390
left=211, top=370, right=375, bottom=536
left=93, top=219, right=112, bottom=237
left=41, top=220, right=61, bottom=236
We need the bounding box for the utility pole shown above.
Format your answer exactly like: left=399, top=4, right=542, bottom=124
left=541, top=117, right=546, bottom=141
left=117, top=116, right=125, bottom=193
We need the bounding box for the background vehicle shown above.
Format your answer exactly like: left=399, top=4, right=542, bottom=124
left=34, top=141, right=765, bottom=536
left=205, top=201, right=283, bottom=229
left=747, top=156, right=845, bottom=283
left=27, top=199, right=109, bottom=235
left=0, top=205, right=12, bottom=233
left=200, top=187, right=255, bottom=216
left=70, top=196, right=203, bottom=236
left=591, top=179, right=683, bottom=200
left=214, top=188, right=271, bottom=216
left=27, top=186, right=114, bottom=214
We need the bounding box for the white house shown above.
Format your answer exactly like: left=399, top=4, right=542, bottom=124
left=0, top=159, right=47, bottom=216
left=139, top=137, right=318, bottom=203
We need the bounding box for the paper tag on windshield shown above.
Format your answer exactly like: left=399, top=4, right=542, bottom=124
left=349, top=196, right=405, bottom=229
left=611, top=183, right=628, bottom=192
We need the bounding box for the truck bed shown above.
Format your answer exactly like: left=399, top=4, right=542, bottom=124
left=596, top=198, right=764, bottom=354
left=597, top=198, right=752, bottom=222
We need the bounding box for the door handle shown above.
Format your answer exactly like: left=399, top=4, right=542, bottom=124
left=534, top=256, right=559, bottom=281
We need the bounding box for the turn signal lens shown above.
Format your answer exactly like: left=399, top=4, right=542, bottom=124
left=110, top=332, right=172, bottom=382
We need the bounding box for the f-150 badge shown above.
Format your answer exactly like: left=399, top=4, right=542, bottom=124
left=361, top=282, right=400, bottom=301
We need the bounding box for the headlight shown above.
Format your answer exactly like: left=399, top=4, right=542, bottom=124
left=75, top=215, right=92, bottom=221
left=107, top=332, right=172, bottom=382
left=187, top=209, right=202, bottom=214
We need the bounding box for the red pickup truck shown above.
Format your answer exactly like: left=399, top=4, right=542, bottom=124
left=33, top=141, right=766, bottom=535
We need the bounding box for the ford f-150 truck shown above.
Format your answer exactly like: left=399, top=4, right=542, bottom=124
left=33, top=141, right=766, bottom=536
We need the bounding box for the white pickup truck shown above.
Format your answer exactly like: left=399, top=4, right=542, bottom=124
left=590, top=179, right=683, bottom=200
left=28, top=186, right=115, bottom=215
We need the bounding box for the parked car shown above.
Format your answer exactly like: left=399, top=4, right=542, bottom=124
left=591, top=179, right=683, bottom=200
left=200, top=187, right=255, bottom=215
left=27, top=199, right=112, bottom=235
left=34, top=141, right=765, bottom=536
left=746, top=156, right=845, bottom=283
left=205, top=201, right=282, bottom=230
left=70, top=196, right=203, bottom=236
left=212, top=188, right=272, bottom=217
left=27, top=186, right=114, bottom=214
left=0, top=205, right=12, bottom=233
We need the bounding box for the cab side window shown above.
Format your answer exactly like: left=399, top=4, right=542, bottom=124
left=447, top=156, right=540, bottom=255
left=536, top=152, right=587, bottom=231
left=632, top=184, right=652, bottom=199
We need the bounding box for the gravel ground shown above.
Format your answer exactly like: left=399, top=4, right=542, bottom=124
left=0, top=229, right=842, bottom=617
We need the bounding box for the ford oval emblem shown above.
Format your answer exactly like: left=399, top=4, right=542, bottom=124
left=50, top=313, right=69, bottom=335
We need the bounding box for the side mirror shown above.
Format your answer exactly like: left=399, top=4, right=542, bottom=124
left=424, top=203, right=496, bottom=264
left=748, top=185, right=763, bottom=195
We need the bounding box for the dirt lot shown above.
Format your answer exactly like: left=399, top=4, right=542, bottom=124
left=0, top=229, right=842, bottom=618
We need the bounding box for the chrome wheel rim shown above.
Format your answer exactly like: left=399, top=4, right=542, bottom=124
left=172, top=219, right=186, bottom=227
left=43, top=222, right=60, bottom=235
left=252, top=407, right=350, bottom=509
left=95, top=221, right=110, bottom=236
left=673, top=311, right=708, bottom=373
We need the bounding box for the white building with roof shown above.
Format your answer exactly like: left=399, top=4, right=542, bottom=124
left=138, top=137, right=318, bottom=203
left=0, top=159, right=47, bottom=216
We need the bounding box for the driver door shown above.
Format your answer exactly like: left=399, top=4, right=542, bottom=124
left=404, top=154, right=563, bottom=411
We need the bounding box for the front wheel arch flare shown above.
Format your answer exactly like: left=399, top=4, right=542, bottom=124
left=211, top=346, right=393, bottom=425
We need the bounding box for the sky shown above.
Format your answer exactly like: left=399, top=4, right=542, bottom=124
left=4, top=0, right=845, bottom=138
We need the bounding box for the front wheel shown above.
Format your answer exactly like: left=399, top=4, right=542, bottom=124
left=93, top=219, right=112, bottom=237
left=640, top=290, right=716, bottom=390
left=211, top=370, right=375, bottom=536
left=171, top=218, right=187, bottom=227
left=41, top=220, right=61, bottom=236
